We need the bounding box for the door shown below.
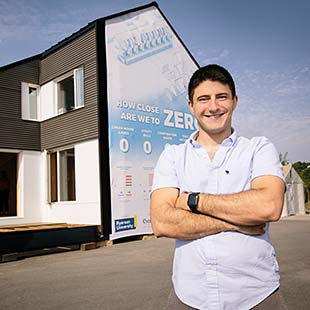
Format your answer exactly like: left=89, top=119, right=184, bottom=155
left=0, top=153, right=17, bottom=217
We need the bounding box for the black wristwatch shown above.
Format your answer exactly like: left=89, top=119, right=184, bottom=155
left=187, top=192, right=200, bottom=213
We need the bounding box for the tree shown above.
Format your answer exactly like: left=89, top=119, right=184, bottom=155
left=293, top=161, right=310, bottom=202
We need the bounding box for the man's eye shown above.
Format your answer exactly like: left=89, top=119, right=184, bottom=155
left=198, top=97, right=208, bottom=102
left=218, top=95, right=228, bottom=101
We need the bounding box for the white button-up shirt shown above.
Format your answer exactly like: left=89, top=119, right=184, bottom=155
left=152, top=131, right=284, bottom=310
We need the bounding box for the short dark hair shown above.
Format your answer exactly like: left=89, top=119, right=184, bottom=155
left=188, top=64, right=236, bottom=102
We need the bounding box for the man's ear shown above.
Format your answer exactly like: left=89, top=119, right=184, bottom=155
left=233, top=96, right=238, bottom=110
left=188, top=100, right=194, bottom=113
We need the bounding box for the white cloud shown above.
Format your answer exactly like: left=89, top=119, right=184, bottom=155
left=234, top=109, right=310, bottom=162
left=0, top=0, right=92, bottom=64
left=193, top=47, right=231, bottom=65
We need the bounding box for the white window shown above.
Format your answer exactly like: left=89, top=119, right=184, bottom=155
left=21, top=82, right=40, bottom=121
left=55, top=68, right=84, bottom=114
left=48, top=148, right=76, bottom=202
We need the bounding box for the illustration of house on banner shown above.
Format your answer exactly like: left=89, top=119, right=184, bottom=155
left=0, top=2, right=199, bottom=254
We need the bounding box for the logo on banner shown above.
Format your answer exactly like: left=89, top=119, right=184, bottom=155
left=115, top=215, right=137, bottom=232
left=116, top=26, right=173, bottom=65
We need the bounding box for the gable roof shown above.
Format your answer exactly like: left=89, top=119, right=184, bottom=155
left=283, top=163, right=293, bottom=178
left=283, top=163, right=305, bottom=184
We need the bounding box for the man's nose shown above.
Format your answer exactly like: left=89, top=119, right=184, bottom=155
left=208, top=97, right=219, bottom=111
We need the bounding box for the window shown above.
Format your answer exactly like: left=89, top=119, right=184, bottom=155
left=49, top=148, right=76, bottom=202
left=21, top=82, right=40, bottom=121
left=56, top=68, right=84, bottom=114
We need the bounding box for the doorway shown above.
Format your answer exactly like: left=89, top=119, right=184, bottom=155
left=0, top=153, right=17, bottom=217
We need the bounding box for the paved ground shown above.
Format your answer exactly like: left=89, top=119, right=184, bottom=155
left=0, top=215, right=310, bottom=310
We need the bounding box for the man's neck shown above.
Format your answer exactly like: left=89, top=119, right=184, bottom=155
left=195, top=128, right=233, bottom=160
left=196, top=128, right=232, bottom=148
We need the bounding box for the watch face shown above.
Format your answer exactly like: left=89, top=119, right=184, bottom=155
left=187, top=193, right=199, bottom=213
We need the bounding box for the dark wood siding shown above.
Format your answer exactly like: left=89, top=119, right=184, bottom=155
left=40, top=28, right=98, bottom=150
left=0, top=59, right=41, bottom=150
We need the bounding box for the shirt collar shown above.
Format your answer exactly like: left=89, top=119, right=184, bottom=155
left=222, top=129, right=238, bottom=146
left=189, top=131, right=200, bottom=148
left=189, top=129, right=238, bottom=148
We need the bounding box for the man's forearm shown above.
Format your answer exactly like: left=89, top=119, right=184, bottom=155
left=174, top=176, right=285, bottom=226
left=151, top=206, right=236, bottom=240
left=198, top=188, right=283, bottom=225
left=151, top=187, right=267, bottom=240
left=198, top=190, right=267, bottom=225
left=151, top=205, right=265, bottom=240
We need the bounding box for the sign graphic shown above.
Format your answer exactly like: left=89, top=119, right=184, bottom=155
left=105, top=6, right=198, bottom=239
left=115, top=216, right=137, bottom=232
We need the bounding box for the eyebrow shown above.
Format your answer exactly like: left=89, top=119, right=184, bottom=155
left=196, top=92, right=230, bottom=100
left=215, top=92, right=229, bottom=97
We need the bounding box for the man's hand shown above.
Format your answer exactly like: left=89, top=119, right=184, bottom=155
left=235, top=223, right=266, bottom=235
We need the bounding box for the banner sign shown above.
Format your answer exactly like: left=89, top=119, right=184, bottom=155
left=105, top=6, right=198, bottom=239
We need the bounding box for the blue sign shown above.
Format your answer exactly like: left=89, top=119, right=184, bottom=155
left=115, top=217, right=137, bottom=232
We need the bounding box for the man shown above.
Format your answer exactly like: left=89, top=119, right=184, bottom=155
left=150, top=64, right=287, bottom=310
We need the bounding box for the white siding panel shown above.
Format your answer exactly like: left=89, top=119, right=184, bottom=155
left=40, top=81, right=55, bottom=120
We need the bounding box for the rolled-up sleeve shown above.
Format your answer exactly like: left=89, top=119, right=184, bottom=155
left=251, top=137, right=285, bottom=182
left=151, top=145, right=180, bottom=193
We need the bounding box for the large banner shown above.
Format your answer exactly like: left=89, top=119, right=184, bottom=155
left=105, top=6, right=198, bottom=239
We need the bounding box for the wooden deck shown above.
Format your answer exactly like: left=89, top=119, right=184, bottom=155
left=0, top=222, right=97, bottom=233
left=0, top=222, right=101, bottom=256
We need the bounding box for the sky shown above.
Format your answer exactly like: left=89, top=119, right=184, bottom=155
left=0, top=0, right=309, bottom=162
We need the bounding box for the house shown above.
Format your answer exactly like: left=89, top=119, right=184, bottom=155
left=0, top=2, right=198, bottom=247
left=281, top=163, right=306, bottom=217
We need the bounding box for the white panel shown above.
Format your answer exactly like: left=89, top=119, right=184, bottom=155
left=21, top=82, right=29, bottom=120
left=22, top=151, right=44, bottom=219
left=75, top=140, right=100, bottom=203
left=40, top=81, right=55, bottom=120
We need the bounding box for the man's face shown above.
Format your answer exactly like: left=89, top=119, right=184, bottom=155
left=188, top=80, right=238, bottom=138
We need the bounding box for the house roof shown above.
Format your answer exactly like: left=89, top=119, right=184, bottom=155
left=283, top=163, right=305, bottom=184
left=0, top=54, right=41, bottom=72
left=0, top=2, right=158, bottom=72
left=283, top=163, right=293, bottom=178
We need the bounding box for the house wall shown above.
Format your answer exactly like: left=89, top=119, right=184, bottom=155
left=41, top=139, right=101, bottom=224
left=281, top=167, right=306, bottom=217
left=281, top=198, right=288, bottom=217
left=40, top=27, right=99, bottom=151
left=0, top=59, right=41, bottom=151
left=296, top=183, right=305, bottom=214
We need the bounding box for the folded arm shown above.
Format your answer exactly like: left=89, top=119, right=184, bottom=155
left=150, top=187, right=265, bottom=240
left=176, top=175, right=285, bottom=226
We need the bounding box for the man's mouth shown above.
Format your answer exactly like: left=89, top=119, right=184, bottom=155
left=205, top=112, right=225, bottom=119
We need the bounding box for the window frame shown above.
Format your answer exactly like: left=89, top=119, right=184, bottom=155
left=54, top=67, right=85, bottom=115
left=21, top=82, right=40, bottom=121
left=48, top=146, right=76, bottom=203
